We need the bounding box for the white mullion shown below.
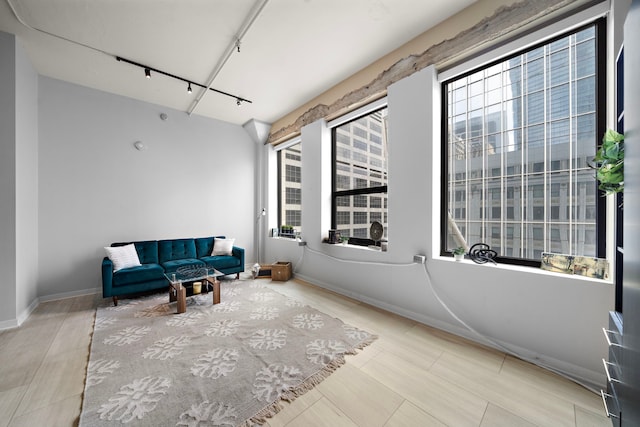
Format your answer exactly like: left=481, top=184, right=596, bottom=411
left=543, top=44, right=549, bottom=256
left=568, top=35, right=575, bottom=256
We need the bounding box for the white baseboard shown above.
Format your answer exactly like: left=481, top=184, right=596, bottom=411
left=0, top=287, right=101, bottom=331
left=292, top=272, right=605, bottom=392
left=16, top=297, right=40, bottom=326
left=0, top=318, right=18, bottom=330
left=38, top=286, right=100, bottom=303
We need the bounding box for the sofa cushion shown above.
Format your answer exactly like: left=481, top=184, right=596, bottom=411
left=161, top=258, right=205, bottom=275
left=212, top=238, right=235, bottom=256
left=195, top=236, right=227, bottom=258
left=195, top=237, right=214, bottom=258
left=112, top=240, right=159, bottom=264
left=112, top=263, right=165, bottom=287
left=159, top=239, right=197, bottom=263
left=201, top=255, right=240, bottom=270
left=104, top=244, right=141, bottom=272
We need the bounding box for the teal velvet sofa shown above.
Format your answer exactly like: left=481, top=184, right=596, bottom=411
left=102, top=236, right=244, bottom=305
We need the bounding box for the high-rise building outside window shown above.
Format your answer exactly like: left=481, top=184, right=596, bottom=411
left=278, top=141, right=302, bottom=235
left=332, top=105, right=388, bottom=245
left=442, top=20, right=606, bottom=266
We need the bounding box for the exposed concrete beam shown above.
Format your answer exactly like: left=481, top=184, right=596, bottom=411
left=268, top=0, right=585, bottom=145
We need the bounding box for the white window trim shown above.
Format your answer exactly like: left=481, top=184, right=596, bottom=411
left=274, top=135, right=301, bottom=152
left=328, top=97, right=388, bottom=129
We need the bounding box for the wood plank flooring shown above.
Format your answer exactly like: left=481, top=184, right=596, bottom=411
left=0, top=278, right=610, bottom=427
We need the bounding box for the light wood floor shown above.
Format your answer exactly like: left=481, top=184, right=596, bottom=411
left=0, top=278, right=610, bottom=427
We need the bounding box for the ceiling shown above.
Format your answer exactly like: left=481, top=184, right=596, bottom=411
left=0, top=0, right=476, bottom=126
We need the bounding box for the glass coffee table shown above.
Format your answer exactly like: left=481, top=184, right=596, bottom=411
left=164, top=266, right=224, bottom=314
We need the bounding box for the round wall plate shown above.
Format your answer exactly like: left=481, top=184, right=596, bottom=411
left=370, top=221, right=384, bottom=241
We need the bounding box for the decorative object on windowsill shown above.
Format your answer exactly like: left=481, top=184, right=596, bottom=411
left=590, top=129, right=624, bottom=196
left=328, top=230, right=341, bottom=244
left=369, top=221, right=384, bottom=250
left=340, top=236, right=349, bottom=245
left=468, top=243, right=497, bottom=264
left=280, top=225, right=295, bottom=238
left=452, top=247, right=466, bottom=261
left=540, top=252, right=609, bottom=279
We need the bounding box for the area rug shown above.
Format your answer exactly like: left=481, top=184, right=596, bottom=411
left=79, top=278, right=376, bottom=426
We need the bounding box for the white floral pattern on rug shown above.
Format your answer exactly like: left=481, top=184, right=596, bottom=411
left=249, top=292, right=275, bottom=302
left=292, top=313, right=324, bottom=330
left=86, top=359, right=120, bottom=387
left=94, top=317, right=117, bottom=331
left=221, top=287, right=240, bottom=298
left=204, top=319, right=240, bottom=337
left=191, top=348, right=239, bottom=379
left=285, top=298, right=304, bottom=307
left=252, top=364, right=302, bottom=402
left=343, top=324, right=371, bottom=341
left=176, top=401, right=238, bottom=427
left=103, top=326, right=151, bottom=346
left=97, top=376, right=171, bottom=423
left=306, top=339, right=349, bottom=364
left=248, top=329, right=287, bottom=350
left=212, top=300, right=242, bottom=313
left=249, top=307, right=279, bottom=320
left=142, top=336, right=191, bottom=360
left=165, top=312, right=203, bottom=327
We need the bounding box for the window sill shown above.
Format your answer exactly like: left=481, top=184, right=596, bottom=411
left=322, top=241, right=388, bottom=252
left=270, top=236, right=301, bottom=243
left=436, top=255, right=613, bottom=284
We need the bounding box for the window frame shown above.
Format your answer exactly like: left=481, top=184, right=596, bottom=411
left=439, top=17, right=607, bottom=267
left=276, top=137, right=302, bottom=236
left=330, top=100, right=388, bottom=246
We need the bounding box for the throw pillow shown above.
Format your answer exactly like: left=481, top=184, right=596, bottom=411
left=211, top=238, right=235, bottom=256
left=105, top=244, right=142, bottom=271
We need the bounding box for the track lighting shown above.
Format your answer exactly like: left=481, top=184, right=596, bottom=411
left=236, top=39, right=241, bottom=53
left=116, top=56, right=251, bottom=105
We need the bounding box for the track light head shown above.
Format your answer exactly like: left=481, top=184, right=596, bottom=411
left=236, top=98, right=242, bottom=106
left=144, top=68, right=151, bottom=79
left=187, top=82, right=192, bottom=94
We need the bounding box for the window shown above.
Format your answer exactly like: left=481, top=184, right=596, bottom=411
left=442, top=20, right=605, bottom=265
left=278, top=141, right=302, bottom=235
left=332, top=104, right=388, bottom=244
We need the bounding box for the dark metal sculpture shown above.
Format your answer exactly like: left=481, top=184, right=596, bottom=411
left=468, top=243, right=498, bottom=265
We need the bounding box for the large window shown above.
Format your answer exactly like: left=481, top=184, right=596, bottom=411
left=277, top=141, right=302, bottom=236
left=332, top=105, right=388, bottom=245
left=442, top=20, right=605, bottom=265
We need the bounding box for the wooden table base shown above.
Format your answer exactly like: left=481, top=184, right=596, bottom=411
left=169, top=276, right=220, bottom=314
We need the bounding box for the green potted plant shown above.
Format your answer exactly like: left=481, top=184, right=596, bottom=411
left=452, top=247, right=466, bottom=261
left=340, top=236, right=349, bottom=245
left=592, top=129, right=624, bottom=196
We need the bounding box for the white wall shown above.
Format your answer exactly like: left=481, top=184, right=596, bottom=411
left=0, top=32, right=17, bottom=326
left=264, top=66, right=614, bottom=389
left=37, top=77, right=257, bottom=299
left=15, top=37, right=39, bottom=323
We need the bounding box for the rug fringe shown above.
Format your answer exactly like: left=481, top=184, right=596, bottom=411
left=244, top=335, right=378, bottom=426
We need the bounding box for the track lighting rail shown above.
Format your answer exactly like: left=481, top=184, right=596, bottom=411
left=115, top=56, right=252, bottom=105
